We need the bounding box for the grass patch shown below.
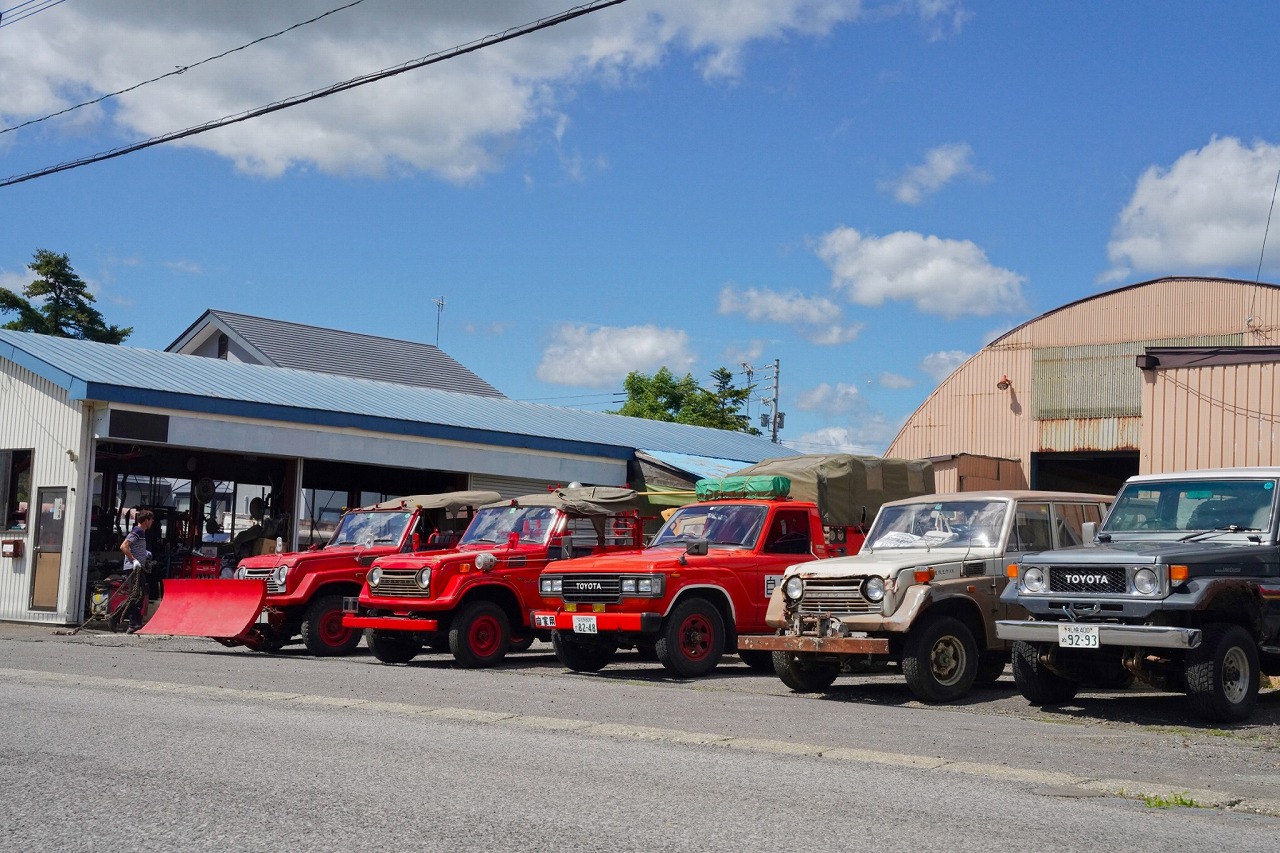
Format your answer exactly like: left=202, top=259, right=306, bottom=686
left=1141, top=791, right=1200, bottom=809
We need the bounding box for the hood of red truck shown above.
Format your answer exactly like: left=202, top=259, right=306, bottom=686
left=545, top=547, right=698, bottom=574
left=371, top=542, right=545, bottom=570
left=238, top=544, right=398, bottom=570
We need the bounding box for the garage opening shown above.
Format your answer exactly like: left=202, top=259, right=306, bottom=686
left=1029, top=451, right=1138, bottom=496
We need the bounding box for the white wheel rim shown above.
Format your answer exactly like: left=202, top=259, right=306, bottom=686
left=1222, top=646, right=1251, bottom=704
left=931, top=635, right=965, bottom=686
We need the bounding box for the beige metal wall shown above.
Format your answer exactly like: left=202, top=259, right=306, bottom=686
left=1141, top=363, right=1280, bottom=472
left=887, top=278, right=1280, bottom=481
left=0, top=359, right=93, bottom=624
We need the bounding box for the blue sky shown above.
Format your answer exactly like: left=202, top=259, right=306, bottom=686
left=4, top=1, right=1280, bottom=455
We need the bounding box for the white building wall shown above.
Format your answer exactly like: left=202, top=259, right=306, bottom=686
left=0, top=359, right=91, bottom=624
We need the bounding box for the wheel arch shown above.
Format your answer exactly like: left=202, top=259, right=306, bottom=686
left=457, top=582, right=525, bottom=629
left=666, top=586, right=735, bottom=636
left=917, top=595, right=990, bottom=649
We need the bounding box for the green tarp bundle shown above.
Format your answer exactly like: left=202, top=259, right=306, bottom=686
left=694, top=476, right=791, bottom=501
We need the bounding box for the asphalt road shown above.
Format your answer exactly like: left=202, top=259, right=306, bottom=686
left=3, top=623, right=1280, bottom=851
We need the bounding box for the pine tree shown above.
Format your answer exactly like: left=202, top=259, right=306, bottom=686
left=0, top=249, right=131, bottom=343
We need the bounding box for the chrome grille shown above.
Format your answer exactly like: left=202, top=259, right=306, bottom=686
left=372, top=569, right=428, bottom=598
left=242, top=567, right=284, bottom=595
left=798, top=580, right=880, bottom=615
left=562, top=574, right=621, bottom=604
left=1049, top=566, right=1127, bottom=594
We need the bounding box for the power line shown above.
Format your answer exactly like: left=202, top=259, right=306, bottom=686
left=0, top=0, right=630, bottom=189
left=0, top=0, right=67, bottom=29
left=1, top=0, right=367, bottom=135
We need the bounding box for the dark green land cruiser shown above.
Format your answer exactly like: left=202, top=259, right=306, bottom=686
left=997, top=467, right=1280, bottom=723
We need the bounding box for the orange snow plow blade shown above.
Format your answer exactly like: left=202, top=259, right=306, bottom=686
left=138, top=579, right=267, bottom=639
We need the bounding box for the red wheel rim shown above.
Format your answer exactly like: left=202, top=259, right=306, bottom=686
left=679, top=613, right=714, bottom=660
left=319, top=609, right=353, bottom=647
left=469, top=614, right=502, bottom=658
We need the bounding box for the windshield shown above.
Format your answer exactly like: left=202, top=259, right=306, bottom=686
left=460, top=505, right=560, bottom=546
left=328, top=510, right=413, bottom=547
left=1105, top=479, right=1276, bottom=533
left=867, top=499, right=1008, bottom=550
left=651, top=504, right=767, bottom=549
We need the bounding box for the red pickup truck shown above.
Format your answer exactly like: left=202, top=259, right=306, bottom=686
left=141, top=491, right=498, bottom=654
left=342, top=486, right=643, bottom=667
left=533, top=457, right=935, bottom=678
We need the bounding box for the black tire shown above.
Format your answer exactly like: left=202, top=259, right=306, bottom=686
left=366, top=629, right=422, bottom=664
left=738, top=648, right=776, bottom=672
left=902, top=616, right=979, bottom=702
left=244, top=626, right=291, bottom=653
left=1011, top=640, right=1080, bottom=705
left=773, top=650, right=839, bottom=692
left=552, top=630, right=618, bottom=672
left=974, top=653, right=1007, bottom=685
left=655, top=598, right=726, bottom=678
left=508, top=636, right=536, bottom=653
left=448, top=600, right=511, bottom=668
left=1184, top=623, right=1260, bottom=723
left=300, top=595, right=362, bottom=656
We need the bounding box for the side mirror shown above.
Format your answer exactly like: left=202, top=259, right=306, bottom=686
left=685, top=538, right=709, bottom=557
left=1082, top=521, right=1097, bottom=544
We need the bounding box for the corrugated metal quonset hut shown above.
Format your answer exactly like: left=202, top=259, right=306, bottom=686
left=886, top=277, right=1280, bottom=494
left=0, top=330, right=794, bottom=625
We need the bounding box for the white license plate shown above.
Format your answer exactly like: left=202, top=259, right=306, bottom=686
left=533, top=614, right=557, bottom=629
left=572, top=614, right=598, bottom=635
left=1058, top=623, right=1099, bottom=648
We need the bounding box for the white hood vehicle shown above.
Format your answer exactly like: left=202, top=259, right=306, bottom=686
left=740, top=490, right=1112, bottom=702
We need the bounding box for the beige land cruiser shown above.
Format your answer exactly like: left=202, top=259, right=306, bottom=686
left=740, top=490, right=1112, bottom=702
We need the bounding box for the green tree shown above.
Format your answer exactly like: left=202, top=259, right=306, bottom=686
left=612, top=366, right=761, bottom=435
left=0, top=250, right=131, bottom=343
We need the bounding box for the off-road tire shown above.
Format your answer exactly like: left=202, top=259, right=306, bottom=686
left=552, top=630, right=617, bottom=672
left=655, top=598, right=726, bottom=678
left=366, top=629, right=422, bottom=664
left=300, top=595, right=362, bottom=656
left=737, top=648, right=776, bottom=672
left=449, top=600, right=511, bottom=668
left=1184, top=623, right=1260, bottom=723
left=902, top=616, right=979, bottom=702
left=974, top=653, right=1007, bottom=685
left=773, top=650, right=839, bottom=692
left=244, top=626, right=291, bottom=653
left=1011, top=639, right=1080, bottom=705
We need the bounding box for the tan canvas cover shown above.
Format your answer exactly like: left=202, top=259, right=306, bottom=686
left=366, top=491, right=503, bottom=512
left=484, top=486, right=638, bottom=517
left=729, top=454, right=934, bottom=527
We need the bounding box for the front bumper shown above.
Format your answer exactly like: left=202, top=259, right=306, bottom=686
left=739, top=634, right=890, bottom=655
left=994, top=619, right=1202, bottom=649
left=531, top=609, right=662, bottom=633
left=342, top=614, right=440, bottom=633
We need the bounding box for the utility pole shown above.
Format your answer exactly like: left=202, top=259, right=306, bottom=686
left=432, top=297, right=446, bottom=346
left=747, top=359, right=785, bottom=443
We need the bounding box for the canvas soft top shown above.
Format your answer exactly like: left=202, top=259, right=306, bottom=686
left=728, top=454, right=935, bottom=527
left=365, top=491, right=503, bottom=512
left=484, top=486, right=638, bottom=516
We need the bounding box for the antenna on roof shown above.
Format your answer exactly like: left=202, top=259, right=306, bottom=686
left=433, top=296, right=446, bottom=346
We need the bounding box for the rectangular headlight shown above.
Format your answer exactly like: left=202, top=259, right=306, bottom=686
left=621, top=578, right=637, bottom=594
left=636, top=577, right=653, bottom=594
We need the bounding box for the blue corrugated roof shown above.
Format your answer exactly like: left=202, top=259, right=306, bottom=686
left=0, top=330, right=796, bottom=463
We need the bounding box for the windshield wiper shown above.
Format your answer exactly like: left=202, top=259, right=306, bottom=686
left=1178, top=525, right=1261, bottom=542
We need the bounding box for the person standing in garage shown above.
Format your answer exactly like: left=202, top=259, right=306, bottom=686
left=119, top=509, right=154, bottom=632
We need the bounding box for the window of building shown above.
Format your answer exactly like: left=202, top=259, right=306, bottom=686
left=0, top=449, right=34, bottom=531
left=216, top=333, right=229, bottom=359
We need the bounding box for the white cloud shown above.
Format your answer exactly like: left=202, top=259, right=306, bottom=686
left=720, top=339, right=766, bottom=367
left=795, top=382, right=862, bottom=414
left=884, top=142, right=984, bottom=205
left=0, top=269, right=28, bottom=293
left=919, top=349, right=969, bottom=383
left=1105, top=137, right=1280, bottom=280
left=0, top=1, right=940, bottom=181
left=908, top=0, right=974, bottom=41
left=817, top=226, right=1026, bottom=319
left=536, top=323, right=695, bottom=387
left=788, top=413, right=902, bottom=456
left=878, top=371, right=914, bottom=389
left=718, top=285, right=862, bottom=344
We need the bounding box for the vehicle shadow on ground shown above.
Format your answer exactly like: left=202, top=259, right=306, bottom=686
left=808, top=675, right=1021, bottom=708
left=1014, top=686, right=1280, bottom=731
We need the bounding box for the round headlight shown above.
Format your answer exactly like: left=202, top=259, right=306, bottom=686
left=416, top=567, right=431, bottom=589
left=862, top=576, right=885, bottom=602
left=368, top=567, right=382, bottom=588
left=233, top=566, right=247, bottom=580
left=1134, top=568, right=1158, bottom=594
left=476, top=552, right=498, bottom=571
left=272, top=565, right=288, bottom=587
left=784, top=575, right=804, bottom=601
left=1022, top=566, right=1045, bottom=593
